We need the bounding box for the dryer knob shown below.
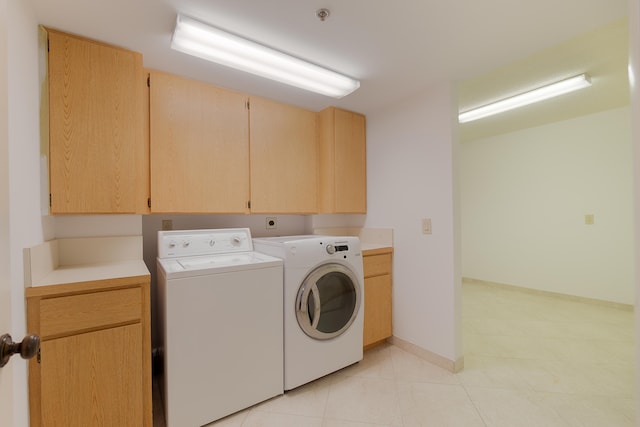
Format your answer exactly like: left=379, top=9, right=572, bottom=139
left=326, top=244, right=336, bottom=255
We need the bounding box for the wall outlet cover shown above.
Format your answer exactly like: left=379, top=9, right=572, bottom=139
left=266, top=217, right=277, bottom=229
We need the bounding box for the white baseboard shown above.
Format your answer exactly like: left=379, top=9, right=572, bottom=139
left=390, top=336, right=464, bottom=373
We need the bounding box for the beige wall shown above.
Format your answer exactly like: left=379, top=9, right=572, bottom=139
left=627, top=0, right=640, bottom=422
left=461, top=107, right=633, bottom=304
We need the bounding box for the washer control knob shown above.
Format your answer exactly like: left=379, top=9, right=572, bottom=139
left=182, top=241, right=190, bottom=248
left=326, top=244, right=336, bottom=255
left=168, top=241, right=176, bottom=249
left=232, top=236, right=241, bottom=246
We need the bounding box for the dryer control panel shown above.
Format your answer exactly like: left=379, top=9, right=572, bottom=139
left=158, top=228, right=253, bottom=258
left=325, top=244, right=350, bottom=254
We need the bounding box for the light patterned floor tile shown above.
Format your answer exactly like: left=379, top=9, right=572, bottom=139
left=324, top=375, right=403, bottom=426
left=396, top=381, right=485, bottom=427
left=335, top=343, right=396, bottom=380
left=242, top=411, right=323, bottom=427
left=546, top=393, right=636, bottom=427
left=456, top=356, right=534, bottom=391
left=253, top=374, right=331, bottom=417
left=465, top=386, right=567, bottom=427
left=205, top=409, right=248, bottom=426
left=322, top=419, right=394, bottom=427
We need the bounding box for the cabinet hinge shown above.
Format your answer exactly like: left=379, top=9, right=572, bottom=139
left=37, top=348, right=41, bottom=364
left=147, top=75, right=150, bottom=87
left=49, top=193, right=51, bottom=207
left=47, top=38, right=50, bottom=52
left=247, top=200, right=251, bottom=209
left=147, top=198, right=151, bottom=208
left=246, top=100, right=250, bottom=110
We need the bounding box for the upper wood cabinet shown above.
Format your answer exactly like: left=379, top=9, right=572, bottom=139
left=318, top=107, right=367, bottom=213
left=249, top=97, right=318, bottom=214
left=149, top=71, right=250, bottom=213
left=47, top=29, right=148, bottom=214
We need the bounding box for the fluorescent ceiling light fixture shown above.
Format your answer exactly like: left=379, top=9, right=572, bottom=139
left=458, top=74, right=592, bottom=123
left=171, top=14, right=360, bottom=98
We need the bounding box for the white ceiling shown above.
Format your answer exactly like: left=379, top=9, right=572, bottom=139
left=31, top=0, right=629, bottom=129
left=459, top=18, right=630, bottom=141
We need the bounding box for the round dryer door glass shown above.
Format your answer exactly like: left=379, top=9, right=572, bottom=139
left=295, top=263, right=361, bottom=340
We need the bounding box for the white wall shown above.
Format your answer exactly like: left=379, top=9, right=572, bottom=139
left=461, top=107, right=634, bottom=304
left=363, top=83, right=462, bottom=363
left=628, top=0, right=640, bottom=420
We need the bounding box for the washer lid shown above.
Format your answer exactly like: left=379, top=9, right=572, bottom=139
left=158, top=251, right=282, bottom=279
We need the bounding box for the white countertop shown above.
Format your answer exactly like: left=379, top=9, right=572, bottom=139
left=25, top=236, right=149, bottom=287
left=31, top=260, right=150, bottom=287
left=361, top=243, right=393, bottom=252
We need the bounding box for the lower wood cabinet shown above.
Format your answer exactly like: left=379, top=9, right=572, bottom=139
left=26, top=277, right=152, bottom=427
left=362, top=248, right=393, bottom=348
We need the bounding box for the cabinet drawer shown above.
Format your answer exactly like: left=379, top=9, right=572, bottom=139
left=40, top=288, right=141, bottom=338
left=363, top=253, right=392, bottom=278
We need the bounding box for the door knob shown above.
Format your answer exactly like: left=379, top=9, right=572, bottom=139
left=0, top=333, right=40, bottom=367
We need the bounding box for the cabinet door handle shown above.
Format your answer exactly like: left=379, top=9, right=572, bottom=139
left=0, top=333, right=40, bottom=367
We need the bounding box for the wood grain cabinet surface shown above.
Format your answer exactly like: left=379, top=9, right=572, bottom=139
left=26, top=277, right=152, bottom=427
left=249, top=96, right=318, bottom=213
left=149, top=70, right=250, bottom=213
left=362, top=247, right=393, bottom=348
left=47, top=29, right=148, bottom=214
left=46, top=29, right=366, bottom=215
left=318, top=107, right=367, bottom=213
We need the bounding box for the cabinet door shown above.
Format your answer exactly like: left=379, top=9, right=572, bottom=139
left=334, top=109, right=366, bottom=212
left=149, top=71, right=250, bottom=213
left=363, top=274, right=392, bottom=347
left=318, top=107, right=366, bottom=213
left=249, top=97, right=317, bottom=213
left=48, top=30, right=147, bottom=214
left=40, top=324, right=143, bottom=426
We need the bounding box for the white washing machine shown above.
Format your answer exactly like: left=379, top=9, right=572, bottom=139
left=157, top=229, right=283, bottom=427
left=252, top=235, right=364, bottom=391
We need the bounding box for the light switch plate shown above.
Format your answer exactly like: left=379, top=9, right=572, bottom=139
left=422, top=218, right=432, bottom=234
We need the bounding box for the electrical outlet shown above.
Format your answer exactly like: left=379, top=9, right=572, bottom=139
left=162, top=219, right=173, bottom=230
left=422, top=218, right=432, bottom=234
left=266, top=217, right=277, bottom=229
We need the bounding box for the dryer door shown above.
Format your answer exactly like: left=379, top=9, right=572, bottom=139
left=295, top=263, right=361, bottom=340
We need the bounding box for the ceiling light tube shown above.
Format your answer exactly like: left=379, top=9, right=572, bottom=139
left=458, top=74, right=592, bottom=123
left=171, top=14, right=360, bottom=98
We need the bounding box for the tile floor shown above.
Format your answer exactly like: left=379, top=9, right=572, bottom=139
left=154, top=280, right=636, bottom=426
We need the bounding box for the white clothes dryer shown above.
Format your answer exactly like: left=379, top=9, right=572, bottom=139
left=253, top=235, right=364, bottom=391
left=157, top=229, right=283, bottom=426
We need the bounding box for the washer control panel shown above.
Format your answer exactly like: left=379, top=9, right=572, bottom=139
left=158, top=228, right=253, bottom=258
